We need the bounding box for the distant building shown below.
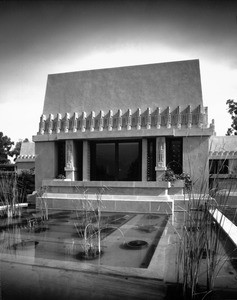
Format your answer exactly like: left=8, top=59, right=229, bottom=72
left=33, top=59, right=215, bottom=211
left=15, top=142, right=35, bottom=174
left=209, top=135, right=237, bottom=191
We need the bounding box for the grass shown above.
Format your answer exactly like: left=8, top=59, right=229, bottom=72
left=173, top=157, right=237, bottom=300
left=73, top=185, right=108, bottom=259
left=0, top=172, right=25, bottom=217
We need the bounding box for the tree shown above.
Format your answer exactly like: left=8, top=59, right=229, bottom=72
left=226, top=99, right=237, bottom=135
left=10, top=138, right=29, bottom=161
left=0, top=132, right=14, bottom=164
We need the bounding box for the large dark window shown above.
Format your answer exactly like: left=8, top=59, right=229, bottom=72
left=90, top=140, right=141, bottom=181
left=166, top=138, right=183, bottom=174
left=93, top=143, right=116, bottom=180
left=147, top=138, right=156, bottom=181
left=209, top=159, right=229, bottom=174
left=118, top=142, right=140, bottom=181
left=75, top=141, right=83, bottom=181
left=56, top=141, right=66, bottom=177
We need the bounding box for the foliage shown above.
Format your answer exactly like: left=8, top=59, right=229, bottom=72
left=162, top=168, right=177, bottom=183
left=35, top=186, right=49, bottom=221
left=175, top=191, right=233, bottom=300
left=162, top=168, right=192, bottom=191
left=9, top=141, right=21, bottom=161
left=174, top=155, right=237, bottom=299
left=17, top=170, right=35, bottom=200
left=0, top=132, right=14, bottom=164
left=178, top=172, right=192, bottom=192
left=56, top=174, right=66, bottom=179
left=226, top=99, right=237, bottom=135
left=0, top=173, right=24, bottom=217
left=0, top=171, right=35, bottom=208
left=74, top=185, right=110, bottom=259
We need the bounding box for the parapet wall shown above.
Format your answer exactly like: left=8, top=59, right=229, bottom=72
left=35, top=105, right=214, bottom=139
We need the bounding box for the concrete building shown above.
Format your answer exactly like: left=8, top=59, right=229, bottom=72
left=15, top=141, right=35, bottom=174
left=33, top=59, right=215, bottom=211
left=209, top=135, right=237, bottom=191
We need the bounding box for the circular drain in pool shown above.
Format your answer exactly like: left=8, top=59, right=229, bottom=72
left=125, top=240, right=148, bottom=249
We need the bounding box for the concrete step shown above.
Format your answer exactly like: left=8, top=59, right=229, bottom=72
left=37, top=193, right=174, bottom=214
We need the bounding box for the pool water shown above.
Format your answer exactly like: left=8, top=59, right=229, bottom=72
left=0, top=209, right=168, bottom=269
left=1, top=208, right=237, bottom=300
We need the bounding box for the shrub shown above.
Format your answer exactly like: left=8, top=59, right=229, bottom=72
left=162, top=168, right=192, bottom=192
left=17, top=170, right=35, bottom=201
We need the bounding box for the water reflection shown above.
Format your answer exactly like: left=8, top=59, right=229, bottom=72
left=0, top=210, right=169, bottom=300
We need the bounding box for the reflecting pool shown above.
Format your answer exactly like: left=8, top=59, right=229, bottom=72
left=0, top=207, right=237, bottom=300
left=0, top=210, right=168, bottom=268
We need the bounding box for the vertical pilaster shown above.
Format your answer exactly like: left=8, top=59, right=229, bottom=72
left=81, top=112, right=86, bottom=132
left=39, top=114, right=46, bottom=135
left=156, top=107, right=161, bottom=129
left=72, top=112, right=78, bottom=132
left=83, top=140, right=90, bottom=181
left=166, top=107, right=171, bottom=129
left=117, top=109, right=122, bottom=131
left=48, top=114, right=54, bottom=134
left=127, top=109, right=131, bottom=130
left=108, top=110, right=113, bottom=131
left=176, top=106, right=181, bottom=129
left=187, top=105, right=192, bottom=129
left=155, top=137, right=166, bottom=181
left=197, top=104, right=203, bottom=128
left=142, top=138, right=147, bottom=182
left=136, top=108, right=141, bottom=130
left=90, top=111, right=95, bottom=132
left=64, top=140, right=77, bottom=181
left=146, top=108, right=151, bottom=129
left=99, top=110, right=104, bottom=131
left=64, top=113, right=70, bottom=133
left=56, top=113, right=62, bottom=133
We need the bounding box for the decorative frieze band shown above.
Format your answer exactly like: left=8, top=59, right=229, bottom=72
left=38, top=105, right=210, bottom=135
left=209, top=150, right=237, bottom=158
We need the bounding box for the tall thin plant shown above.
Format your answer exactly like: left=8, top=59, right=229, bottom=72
left=0, top=172, right=25, bottom=217
left=175, top=148, right=237, bottom=299
left=73, top=185, right=108, bottom=258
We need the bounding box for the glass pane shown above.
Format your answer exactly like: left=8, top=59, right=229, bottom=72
left=96, top=143, right=116, bottom=180
left=57, top=141, right=65, bottom=177
left=209, top=159, right=229, bottom=174
left=147, top=139, right=156, bottom=181
left=75, top=141, right=83, bottom=181
left=118, top=142, right=141, bottom=181
left=166, top=138, right=182, bottom=174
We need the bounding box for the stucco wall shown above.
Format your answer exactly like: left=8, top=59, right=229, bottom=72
left=35, top=141, right=57, bottom=190
left=17, top=162, right=35, bottom=173
left=183, top=136, right=209, bottom=192
left=229, top=159, right=237, bottom=174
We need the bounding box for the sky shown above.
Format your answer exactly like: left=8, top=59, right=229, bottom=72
left=0, top=0, right=237, bottom=143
